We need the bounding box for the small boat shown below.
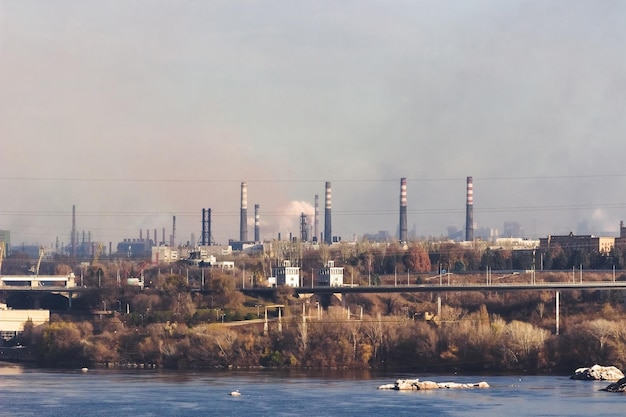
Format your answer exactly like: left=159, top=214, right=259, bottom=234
left=229, top=390, right=241, bottom=396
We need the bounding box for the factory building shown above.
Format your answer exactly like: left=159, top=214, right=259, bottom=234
left=539, top=232, right=615, bottom=254
left=271, top=260, right=300, bottom=287
left=316, top=260, right=344, bottom=287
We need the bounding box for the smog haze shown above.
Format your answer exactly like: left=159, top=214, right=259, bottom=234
left=2, top=1, right=626, bottom=247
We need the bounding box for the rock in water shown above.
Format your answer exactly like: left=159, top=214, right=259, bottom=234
left=377, top=378, right=489, bottom=390
left=602, top=377, right=626, bottom=393
left=571, top=365, right=624, bottom=381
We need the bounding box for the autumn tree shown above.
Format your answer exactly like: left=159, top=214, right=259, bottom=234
left=40, top=321, right=94, bottom=366
left=403, top=243, right=432, bottom=272
left=210, top=270, right=244, bottom=309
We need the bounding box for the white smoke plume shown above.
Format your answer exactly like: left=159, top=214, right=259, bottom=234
left=261, top=200, right=315, bottom=240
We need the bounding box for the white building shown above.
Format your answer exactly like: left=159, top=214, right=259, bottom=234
left=152, top=246, right=179, bottom=264
left=152, top=245, right=233, bottom=265
left=272, top=260, right=300, bottom=287
left=317, top=260, right=344, bottom=287
left=0, top=305, right=49, bottom=340
left=213, top=261, right=234, bottom=270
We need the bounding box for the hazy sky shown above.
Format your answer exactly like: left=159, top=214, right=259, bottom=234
left=2, top=0, right=626, bottom=248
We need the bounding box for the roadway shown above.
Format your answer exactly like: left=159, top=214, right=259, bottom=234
left=0, top=286, right=90, bottom=295
left=2, top=280, right=626, bottom=303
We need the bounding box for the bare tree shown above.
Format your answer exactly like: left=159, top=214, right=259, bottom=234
left=587, top=319, right=618, bottom=351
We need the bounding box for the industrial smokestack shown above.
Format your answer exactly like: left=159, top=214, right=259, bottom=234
left=240, top=182, right=248, bottom=242
left=201, top=208, right=214, bottom=246
left=314, top=194, right=319, bottom=242
left=71, top=205, right=76, bottom=258
left=162, top=228, right=166, bottom=246
left=171, top=216, right=176, bottom=247
left=300, top=213, right=309, bottom=242
left=207, top=209, right=212, bottom=245
left=399, top=177, right=408, bottom=243
left=324, top=181, right=332, bottom=244
left=254, top=204, right=260, bottom=242
left=466, top=176, right=474, bottom=242
left=140, top=229, right=143, bottom=241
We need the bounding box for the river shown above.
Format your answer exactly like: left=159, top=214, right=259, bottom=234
left=0, top=364, right=623, bottom=416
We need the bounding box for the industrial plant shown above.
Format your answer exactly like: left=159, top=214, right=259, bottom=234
left=3, top=175, right=626, bottom=288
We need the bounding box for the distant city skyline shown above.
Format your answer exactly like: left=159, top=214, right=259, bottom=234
left=2, top=175, right=626, bottom=250
left=3, top=2, right=626, bottom=247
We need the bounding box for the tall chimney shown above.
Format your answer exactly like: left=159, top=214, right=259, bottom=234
left=300, top=213, right=309, bottom=241
left=254, top=204, right=260, bottom=242
left=171, top=216, right=176, bottom=247
left=324, top=181, right=332, bottom=244
left=399, top=177, right=408, bottom=243
left=314, top=194, right=319, bottom=242
left=140, top=229, right=143, bottom=241
left=162, top=228, right=166, bottom=246
left=466, top=176, right=474, bottom=242
left=240, top=182, right=248, bottom=241
left=202, top=209, right=208, bottom=246
left=207, top=209, right=213, bottom=245
left=155, top=228, right=158, bottom=245
left=71, top=205, right=76, bottom=258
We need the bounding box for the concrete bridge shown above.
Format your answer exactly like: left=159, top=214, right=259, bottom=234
left=0, top=274, right=76, bottom=288
left=2, top=277, right=625, bottom=312
left=240, top=280, right=626, bottom=297
left=0, top=286, right=90, bottom=309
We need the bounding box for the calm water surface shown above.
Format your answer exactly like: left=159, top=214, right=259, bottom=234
left=0, top=364, right=623, bottom=416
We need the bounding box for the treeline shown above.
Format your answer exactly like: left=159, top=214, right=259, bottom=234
left=14, top=293, right=626, bottom=373
left=4, top=241, right=626, bottom=372
left=5, top=239, right=626, bottom=286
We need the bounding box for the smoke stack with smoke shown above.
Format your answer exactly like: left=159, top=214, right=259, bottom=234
left=324, top=181, right=332, bottom=244
left=240, top=182, right=248, bottom=242
left=399, top=178, right=408, bottom=243
left=466, top=176, right=474, bottom=242
left=254, top=204, right=260, bottom=242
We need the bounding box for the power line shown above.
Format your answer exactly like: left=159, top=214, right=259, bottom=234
left=2, top=174, right=626, bottom=183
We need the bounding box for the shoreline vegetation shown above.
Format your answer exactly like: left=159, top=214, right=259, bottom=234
left=3, top=242, right=626, bottom=372
left=6, top=279, right=626, bottom=373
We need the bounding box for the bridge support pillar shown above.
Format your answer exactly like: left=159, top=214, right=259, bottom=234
left=437, top=296, right=441, bottom=317
left=555, top=291, right=560, bottom=336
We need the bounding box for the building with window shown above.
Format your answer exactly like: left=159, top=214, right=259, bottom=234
left=317, top=260, right=344, bottom=287
left=272, top=260, right=300, bottom=287
left=0, top=305, right=49, bottom=341
left=539, top=232, right=615, bottom=254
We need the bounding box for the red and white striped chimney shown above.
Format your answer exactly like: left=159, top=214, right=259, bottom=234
left=240, top=182, right=248, bottom=242
left=399, top=178, right=408, bottom=243
left=465, top=176, right=474, bottom=242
